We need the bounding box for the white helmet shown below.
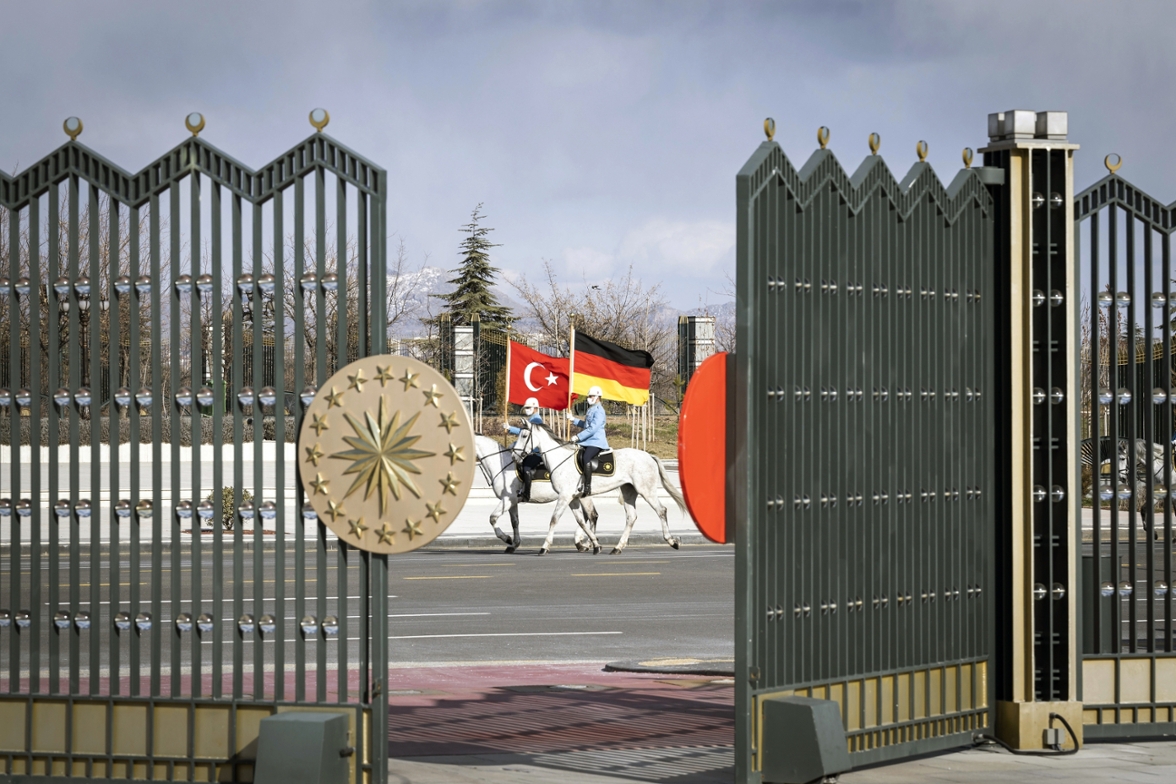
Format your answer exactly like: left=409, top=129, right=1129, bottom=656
left=587, top=386, right=603, bottom=399
left=523, top=397, right=540, bottom=410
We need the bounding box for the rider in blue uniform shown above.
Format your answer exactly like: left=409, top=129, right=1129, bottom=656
left=503, top=397, right=543, bottom=502
left=567, top=385, right=609, bottom=497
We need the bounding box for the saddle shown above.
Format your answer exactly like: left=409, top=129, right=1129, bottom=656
left=515, top=463, right=552, bottom=483
left=576, top=448, right=616, bottom=477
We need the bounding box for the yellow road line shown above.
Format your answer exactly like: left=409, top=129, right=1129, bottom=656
left=572, top=572, right=661, bottom=577
left=402, top=575, right=496, bottom=580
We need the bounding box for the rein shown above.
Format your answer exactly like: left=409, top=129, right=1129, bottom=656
left=475, top=445, right=516, bottom=487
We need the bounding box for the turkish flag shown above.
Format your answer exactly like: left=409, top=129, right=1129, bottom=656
left=508, top=341, right=570, bottom=410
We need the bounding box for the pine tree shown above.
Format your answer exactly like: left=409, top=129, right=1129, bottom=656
left=433, top=204, right=513, bottom=326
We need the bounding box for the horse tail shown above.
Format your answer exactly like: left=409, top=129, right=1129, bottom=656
left=654, top=456, right=687, bottom=516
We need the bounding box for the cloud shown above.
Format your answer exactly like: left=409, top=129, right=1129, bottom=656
left=562, top=246, right=616, bottom=278
left=617, top=219, right=734, bottom=278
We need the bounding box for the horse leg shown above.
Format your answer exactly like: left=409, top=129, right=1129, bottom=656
left=489, top=497, right=514, bottom=547
left=611, top=484, right=640, bottom=554
left=506, top=500, right=522, bottom=553
left=540, top=497, right=571, bottom=555
left=573, top=501, right=589, bottom=551
left=637, top=482, right=680, bottom=550
left=570, top=499, right=601, bottom=554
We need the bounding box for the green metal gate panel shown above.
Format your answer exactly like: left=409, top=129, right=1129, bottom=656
left=1075, top=173, right=1176, bottom=739
left=734, top=136, right=997, bottom=778
left=0, top=117, right=388, bottom=782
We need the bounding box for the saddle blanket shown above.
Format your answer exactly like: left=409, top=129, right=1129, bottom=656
left=577, top=449, right=616, bottom=477
left=515, top=454, right=551, bottom=483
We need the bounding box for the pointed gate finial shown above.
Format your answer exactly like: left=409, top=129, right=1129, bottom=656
left=310, top=108, right=330, bottom=132
left=185, top=113, right=206, bottom=137
left=63, top=117, right=83, bottom=141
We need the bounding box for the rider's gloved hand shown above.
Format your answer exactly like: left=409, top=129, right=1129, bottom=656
left=571, top=435, right=579, bottom=443
left=501, top=422, right=510, bottom=432
left=566, top=412, right=575, bottom=421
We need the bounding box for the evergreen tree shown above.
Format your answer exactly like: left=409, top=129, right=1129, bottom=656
left=433, top=204, right=513, bottom=326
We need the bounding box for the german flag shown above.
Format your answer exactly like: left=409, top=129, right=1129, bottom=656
left=571, top=331, right=654, bottom=406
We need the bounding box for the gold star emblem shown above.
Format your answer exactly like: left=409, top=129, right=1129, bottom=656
left=377, top=523, right=396, bottom=545
left=403, top=518, right=423, bottom=540
left=310, top=473, right=330, bottom=496
left=444, top=443, right=465, bottom=465
left=439, top=472, right=459, bottom=496
left=439, top=411, right=459, bottom=433
left=348, top=369, right=367, bottom=392
left=375, top=365, right=395, bottom=387
left=310, top=413, right=329, bottom=436
left=400, top=369, right=419, bottom=390
left=348, top=517, right=369, bottom=538
left=304, top=443, right=324, bottom=466
left=324, top=499, right=345, bottom=523
left=422, top=384, right=442, bottom=407
left=328, top=396, right=436, bottom=515
left=425, top=501, right=446, bottom=523
left=324, top=386, right=345, bottom=408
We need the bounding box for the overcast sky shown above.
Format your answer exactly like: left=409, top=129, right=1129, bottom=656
left=3, top=1, right=1176, bottom=309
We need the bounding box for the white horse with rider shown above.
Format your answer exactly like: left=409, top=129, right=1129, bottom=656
left=509, top=401, right=686, bottom=555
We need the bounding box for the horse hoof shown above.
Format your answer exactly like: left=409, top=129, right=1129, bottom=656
left=593, top=545, right=601, bottom=554
left=671, top=539, right=680, bottom=550
left=610, top=547, right=622, bottom=555
left=575, top=541, right=589, bottom=552
left=538, top=548, right=548, bottom=556
left=504, top=545, right=517, bottom=554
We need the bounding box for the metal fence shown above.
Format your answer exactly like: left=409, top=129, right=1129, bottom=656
left=1076, top=172, right=1176, bottom=738
left=0, top=115, right=388, bottom=782
left=733, top=131, right=998, bottom=776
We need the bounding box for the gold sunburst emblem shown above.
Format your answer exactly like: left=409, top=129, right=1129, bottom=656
left=298, top=354, right=475, bottom=554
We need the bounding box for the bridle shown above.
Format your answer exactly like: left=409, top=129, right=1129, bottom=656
left=513, top=425, right=578, bottom=474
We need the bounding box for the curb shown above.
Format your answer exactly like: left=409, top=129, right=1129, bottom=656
left=604, top=658, right=735, bottom=677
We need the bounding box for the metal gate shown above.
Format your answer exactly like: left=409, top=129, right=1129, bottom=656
left=0, top=113, right=389, bottom=782
left=1076, top=169, right=1176, bottom=738
left=733, top=129, right=999, bottom=778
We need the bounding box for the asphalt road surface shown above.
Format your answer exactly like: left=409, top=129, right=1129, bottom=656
left=0, top=543, right=733, bottom=685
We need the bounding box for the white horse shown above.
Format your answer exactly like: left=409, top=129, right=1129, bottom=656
left=509, top=423, right=686, bottom=555
left=474, top=435, right=599, bottom=553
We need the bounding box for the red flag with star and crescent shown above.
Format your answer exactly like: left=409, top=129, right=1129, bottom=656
left=507, top=340, right=570, bottom=410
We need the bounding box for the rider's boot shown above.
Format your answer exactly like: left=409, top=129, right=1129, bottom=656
left=520, top=469, right=533, bottom=503
left=582, top=471, right=592, bottom=497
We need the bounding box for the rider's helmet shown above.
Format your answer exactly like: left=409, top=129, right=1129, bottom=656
left=587, top=385, right=603, bottom=402
left=523, top=397, right=539, bottom=414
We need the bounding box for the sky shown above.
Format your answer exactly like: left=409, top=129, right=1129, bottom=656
left=4, top=1, right=1176, bottom=310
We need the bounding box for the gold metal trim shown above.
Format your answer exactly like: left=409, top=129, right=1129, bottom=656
left=309, top=107, right=330, bottom=132
left=962, top=147, right=974, bottom=169
left=62, top=116, right=83, bottom=141
left=817, top=126, right=830, bottom=149
left=1105, top=153, right=1122, bottom=174
left=764, top=117, right=776, bottom=141
left=916, top=140, right=929, bottom=162
left=868, top=132, right=880, bottom=155
left=184, top=112, right=206, bottom=137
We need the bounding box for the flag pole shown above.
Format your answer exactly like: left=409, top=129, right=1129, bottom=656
left=567, top=325, right=576, bottom=438
left=503, top=335, right=512, bottom=443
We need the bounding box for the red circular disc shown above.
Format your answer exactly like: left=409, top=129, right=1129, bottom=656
left=677, top=352, right=728, bottom=543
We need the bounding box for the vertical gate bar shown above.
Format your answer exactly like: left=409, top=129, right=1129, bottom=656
left=88, top=184, right=101, bottom=695
left=231, top=192, right=244, bottom=700
left=315, top=163, right=327, bottom=702
left=169, top=183, right=183, bottom=695
left=128, top=203, right=141, bottom=697
left=336, top=177, right=349, bottom=702
left=6, top=201, right=20, bottom=693
left=1143, top=223, right=1155, bottom=655
left=68, top=172, right=80, bottom=696
left=1165, top=232, right=1174, bottom=654
left=150, top=189, right=162, bottom=698
left=359, top=549, right=369, bottom=723
left=1108, top=204, right=1120, bottom=656
left=373, top=172, right=386, bottom=355
left=108, top=197, right=122, bottom=697
left=191, top=170, right=203, bottom=698
left=252, top=200, right=263, bottom=700
left=1040, top=150, right=1053, bottom=700
left=211, top=180, right=224, bottom=699
left=48, top=181, right=61, bottom=694
left=1126, top=213, right=1137, bottom=655
left=1090, top=211, right=1102, bottom=654
left=358, top=191, right=368, bottom=358
left=272, top=185, right=286, bottom=701
left=293, top=174, right=306, bottom=701
left=29, top=195, right=42, bottom=695
left=372, top=553, right=388, bottom=784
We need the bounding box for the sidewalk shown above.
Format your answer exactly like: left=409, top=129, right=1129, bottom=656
left=385, top=664, right=1176, bottom=784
